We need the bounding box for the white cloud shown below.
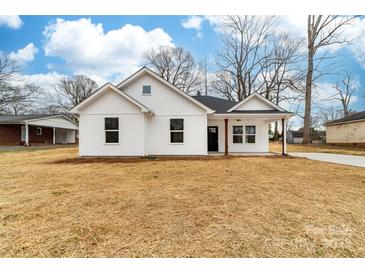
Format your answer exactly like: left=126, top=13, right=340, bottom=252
left=0, top=15, right=23, bottom=29
left=339, top=17, right=365, bottom=69
left=43, top=18, right=174, bottom=81
left=9, top=43, right=38, bottom=65
left=182, top=16, right=203, bottom=31
left=19, top=72, right=66, bottom=93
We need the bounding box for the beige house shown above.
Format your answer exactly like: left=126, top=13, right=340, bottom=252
left=326, top=111, right=365, bottom=144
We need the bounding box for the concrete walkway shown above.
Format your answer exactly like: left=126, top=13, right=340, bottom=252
left=290, top=152, right=365, bottom=168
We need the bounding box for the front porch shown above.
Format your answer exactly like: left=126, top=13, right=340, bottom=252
left=207, top=114, right=290, bottom=156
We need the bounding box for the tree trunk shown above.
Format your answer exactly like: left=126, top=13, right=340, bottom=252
left=303, top=49, right=314, bottom=144
left=274, top=121, right=279, bottom=141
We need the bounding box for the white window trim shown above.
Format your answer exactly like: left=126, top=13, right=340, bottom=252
left=36, top=127, right=42, bottom=136
left=245, top=125, right=256, bottom=144
left=232, top=125, right=243, bottom=144
left=105, top=117, right=119, bottom=144
left=170, top=119, right=184, bottom=144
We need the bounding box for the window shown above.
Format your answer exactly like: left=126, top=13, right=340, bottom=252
left=245, top=126, right=256, bottom=143
left=36, top=127, right=42, bottom=136
left=232, top=126, right=243, bottom=143
left=142, top=85, right=151, bottom=95
left=105, top=118, right=119, bottom=143
left=170, top=119, right=184, bottom=143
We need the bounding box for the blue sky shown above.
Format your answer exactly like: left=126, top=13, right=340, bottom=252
left=0, top=15, right=364, bottom=120
left=0, top=16, right=222, bottom=76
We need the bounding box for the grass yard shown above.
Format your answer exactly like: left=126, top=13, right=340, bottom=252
left=0, top=147, right=365, bottom=257
left=270, top=142, right=365, bottom=156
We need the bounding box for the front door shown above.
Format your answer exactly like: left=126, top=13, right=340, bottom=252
left=208, top=126, right=218, bottom=151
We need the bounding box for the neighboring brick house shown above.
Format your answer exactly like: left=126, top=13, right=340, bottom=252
left=0, top=114, right=78, bottom=146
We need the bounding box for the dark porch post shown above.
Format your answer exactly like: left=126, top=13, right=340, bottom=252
left=281, top=118, right=286, bottom=156
left=224, top=118, right=228, bottom=156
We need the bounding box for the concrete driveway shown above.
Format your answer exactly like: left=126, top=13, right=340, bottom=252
left=290, top=152, right=365, bottom=168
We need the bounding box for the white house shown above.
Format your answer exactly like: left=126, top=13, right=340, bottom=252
left=70, top=67, right=293, bottom=157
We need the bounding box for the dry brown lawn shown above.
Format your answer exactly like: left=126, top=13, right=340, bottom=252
left=0, top=147, right=365, bottom=257
left=270, top=142, right=365, bottom=156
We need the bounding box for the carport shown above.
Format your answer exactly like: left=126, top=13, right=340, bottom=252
left=0, top=114, right=78, bottom=146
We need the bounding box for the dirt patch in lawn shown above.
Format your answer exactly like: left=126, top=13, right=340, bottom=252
left=271, top=142, right=365, bottom=156
left=0, top=147, right=365, bottom=257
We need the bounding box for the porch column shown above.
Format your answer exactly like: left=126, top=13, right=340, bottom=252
left=281, top=118, right=287, bottom=155
left=25, top=123, right=29, bottom=146
left=224, top=118, right=228, bottom=156
left=53, top=127, right=56, bottom=144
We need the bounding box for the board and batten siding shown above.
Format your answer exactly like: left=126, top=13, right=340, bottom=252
left=122, top=73, right=208, bottom=155
left=208, top=119, right=269, bottom=153
left=144, top=115, right=207, bottom=155
left=78, top=88, right=145, bottom=156
left=121, top=74, right=206, bottom=115
left=234, top=96, right=274, bottom=111
left=326, top=121, right=365, bottom=143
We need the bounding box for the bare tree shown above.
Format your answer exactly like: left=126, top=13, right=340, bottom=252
left=4, top=83, right=42, bottom=114
left=259, top=33, right=306, bottom=139
left=0, top=54, right=20, bottom=111
left=144, top=46, right=202, bottom=94
left=0, top=54, right=43, bottom=114
left=200, top=56, right=209, bottom=96
left=318, top=106, right=342, bottom=124
left=303, top=15, right=355, bottom=143
left=214, top=15, right=276, bottom=101
left=328, top=71, right=356, bottom=117
left=55, top=75, right=98, bottom=111
left=210, top=71, right=237, bottom=101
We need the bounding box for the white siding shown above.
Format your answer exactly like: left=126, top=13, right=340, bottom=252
left=121, top=73, right=208, bottom=155
left=79, top=113, right=145, bottom=156
left=78, top=87, right=145, bottom=156
left=145, top=115, right=207, bottom=156
left=208, top=118, right=269, bottom=153
left=235, top=96, right=275, bottom=111
left=122, top=74, right=206, bottom=115
left=27, top=116, right=78, bottom=130
left=80, top=87, right=141, bottom=114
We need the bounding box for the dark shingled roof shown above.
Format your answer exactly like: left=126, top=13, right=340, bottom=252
left=193, top=95, right=291, bottom=114
left=192, top=96, right=237, bottom=113
left=0, top=114, right=58, bottom=124
left=326, top=111, right=365, bottom=125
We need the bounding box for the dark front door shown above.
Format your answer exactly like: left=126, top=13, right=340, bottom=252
left=208, top=126, right=218, bottom=151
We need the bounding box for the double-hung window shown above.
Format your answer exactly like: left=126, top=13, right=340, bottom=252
left=232, top=126, right=243, bottom=143
left=105, top=117, right=119, bottom=144
left=245, top=126, right=256, bottom=143
left=170, top=119, right=184, bottom=143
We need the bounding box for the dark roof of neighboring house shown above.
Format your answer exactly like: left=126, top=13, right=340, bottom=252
left=192, top=96, right=237, bottom=113
left=326, top=111, right=365, bottom=125
left=0, top=114, right=60, bottom=124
